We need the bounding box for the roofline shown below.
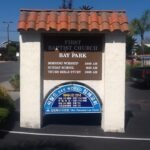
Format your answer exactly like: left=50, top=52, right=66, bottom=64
left=20, top=9, right=126, bottom=13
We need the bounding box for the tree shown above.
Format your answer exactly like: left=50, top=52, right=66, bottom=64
left=130, top=10, right=150, bottom=60
left=126, top=34, right=136, bottom=55
left=68, top=0, right=72, bottom=9
left=1, top=42, right=18, bottom=61
left=62, top=0, right=66, bottom=9
left=60, top=0, right=73, bottom=9
left=7, top=44, right=17, bottom=60
left=80, top=5, right=93, bottom=10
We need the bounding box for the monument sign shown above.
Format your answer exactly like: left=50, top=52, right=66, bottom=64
left=18, top=9, right=128, bottom=132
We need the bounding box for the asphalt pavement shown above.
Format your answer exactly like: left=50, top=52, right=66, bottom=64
left=0, top=61, right=19, bottom=82
left=0, top=61, right=150, bottom=150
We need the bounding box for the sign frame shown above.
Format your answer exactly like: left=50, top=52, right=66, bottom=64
left=43, top=82, right=102, bottom=115
left=43, top=34, right=104, bottom=81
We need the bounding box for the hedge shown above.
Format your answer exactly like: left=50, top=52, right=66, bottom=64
left=0, top=86, right=14, bottom=127
left=0, top=108, right=9, bottom=125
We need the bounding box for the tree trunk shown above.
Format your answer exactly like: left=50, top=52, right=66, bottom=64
left=68, top=0, right=72, bottom=9
left=141, top=34, right=145, bottom=66
left=62, top=0, right=66, bottom=9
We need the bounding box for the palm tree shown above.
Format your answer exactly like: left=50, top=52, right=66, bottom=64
left=68, top=0, right=72, bottom=9
left=80, top=5, right=93, bottom=10
left=126, top=34, right=136, bottom=55
left=130, top=10, right=150, bottom=64
left=62, top=0, right=66, bottom=9
left=60, top=0, right=73, bottom=9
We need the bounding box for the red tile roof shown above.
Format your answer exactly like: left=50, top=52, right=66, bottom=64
left=18, top=9, right=129, bottom=32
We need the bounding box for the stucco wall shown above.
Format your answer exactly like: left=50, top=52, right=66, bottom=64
left=20, top=32, right=42, bottom=128
left=102, top=32, right=126, bottom=132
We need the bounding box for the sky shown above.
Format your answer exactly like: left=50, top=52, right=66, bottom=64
left=0, top=0, right=150, bottom=43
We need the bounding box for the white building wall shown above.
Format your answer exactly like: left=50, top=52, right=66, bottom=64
left=20, top=32, right=42, bottom=128
left=101, top=33, right=126, bottom=132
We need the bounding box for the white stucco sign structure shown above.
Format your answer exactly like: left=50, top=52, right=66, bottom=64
left=18, top=9, right=129, bottom=132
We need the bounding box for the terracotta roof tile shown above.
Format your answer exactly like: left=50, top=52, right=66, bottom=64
left=18, top=9, right=129, bottom=32
left=80, top=12, right=88, bottom=22
left=48, top=12, right=57, bottom=30
left=91, top=12, right=98, bottom=22
left=91, top=22, right=99, bottom=31
left=70, top=12, right=78, bottom=22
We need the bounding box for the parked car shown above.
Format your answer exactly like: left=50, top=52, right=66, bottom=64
left=130, top=55, right=150, bottom=86
left=130, top=66, right=150, bottom=86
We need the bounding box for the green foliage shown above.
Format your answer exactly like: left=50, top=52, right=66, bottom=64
left=126, top=34, right=136, bottom=55
left=0, top=86, right=11, bottom=100
left=80, top=5, right=93, bottom=10
left=7, top=45, right=17, bottom=56
left=126, top=63, right=141, bottom=80
left=0, top=108, right=9, bottom=125
left=0, top=86, right=14, bottom=126
left=144, top=45, right=150, bottom=54
left=10, top=74, right=20, bottom=91
left=0, top=86, right=14, bottom=111
left=130, top=10, right=150, bottom=57
left=0, top=42, right=19, bottom=61
left=130, top=10, right=150, bottom=38
left=126, top=64, right=132, bottom=80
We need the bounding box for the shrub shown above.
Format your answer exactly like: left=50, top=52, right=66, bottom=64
left=10, top=74, right=20, bottom=91
left=0, top=86, right=14, bottom=126
left=0, top=86, right=14, bottom=110
left=0, top=86, right=11, bottom=101
left=126, top=64, right=132, bottom=81
left=0, top=108, right=9, bottom=125
left=126, top=63, right=141, bottom=81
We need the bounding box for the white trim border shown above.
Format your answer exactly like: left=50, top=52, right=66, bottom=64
left=1, top=130, right=150, bottom=141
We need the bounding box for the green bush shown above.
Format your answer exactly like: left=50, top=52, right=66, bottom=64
left=126, top=63, right=141, bottom=81
left=0, top=86, right=11, bottom=98
left=0, top=86, right=14, bottom=126
left=10, top=74, right=20, bottom=91
left=0, top=86, right=14, bottom=110
left=126, top=64, right=131, bottom=81
left=0, top=108, right=9, bottom=125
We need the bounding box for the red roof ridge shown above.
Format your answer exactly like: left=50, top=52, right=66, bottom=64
left=18, top=9, right=129, bottom=32
left=20, top=9, right=126, bottom=13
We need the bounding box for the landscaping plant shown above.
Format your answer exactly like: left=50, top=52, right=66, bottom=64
left=10, top=74, right=20, bottom=91
left=0, top=86, right=14, bottom=127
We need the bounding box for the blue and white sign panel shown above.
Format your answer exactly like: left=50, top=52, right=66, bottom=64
left=44, top=83, right=102, bottom=114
